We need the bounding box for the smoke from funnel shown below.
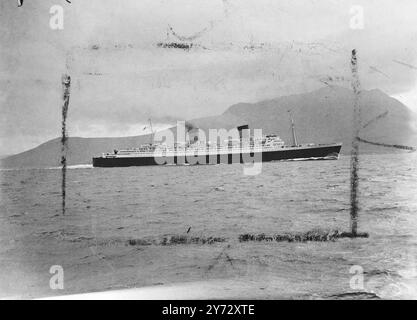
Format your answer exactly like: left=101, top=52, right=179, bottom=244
left=185, top=122, right=197, bottom=132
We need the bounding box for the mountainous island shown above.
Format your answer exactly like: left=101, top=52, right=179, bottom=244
left=1, top=86, right=416, bottom=168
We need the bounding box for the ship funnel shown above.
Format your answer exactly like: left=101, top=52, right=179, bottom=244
left=237, top=124, right=249, bottom=139
left=288, top=111, right=298, bottom=146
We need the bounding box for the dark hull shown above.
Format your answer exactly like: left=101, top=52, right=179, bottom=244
left=92, top=144, right=342, bottom=168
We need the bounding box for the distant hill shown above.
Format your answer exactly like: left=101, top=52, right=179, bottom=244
left=190, top=86, right=417, bottom=153
left=1, top=86, right=416, bottom=168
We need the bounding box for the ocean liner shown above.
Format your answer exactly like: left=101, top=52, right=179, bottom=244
left=92, top=117, right=342, bottom=168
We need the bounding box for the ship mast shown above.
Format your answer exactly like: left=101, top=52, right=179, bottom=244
left=288, top=110, right=298, bottom=146
left=148, top=118, right=154, bottom=145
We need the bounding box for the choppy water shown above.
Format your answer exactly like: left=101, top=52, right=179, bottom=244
left=1, top=153, right=417, bottom=299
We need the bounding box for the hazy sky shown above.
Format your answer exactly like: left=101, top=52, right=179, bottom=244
left=1, top=0, right=417, bottom=155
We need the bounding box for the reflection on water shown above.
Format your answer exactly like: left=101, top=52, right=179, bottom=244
left=0, top=153, right=416, bottom=299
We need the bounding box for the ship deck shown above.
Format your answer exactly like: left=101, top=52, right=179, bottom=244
left=99, top=143, right=342, bottom=159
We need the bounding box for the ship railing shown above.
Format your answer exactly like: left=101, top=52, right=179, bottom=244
left=156, top=145, right=277, bottom=155
left=103, top=144, right=303, bottom=158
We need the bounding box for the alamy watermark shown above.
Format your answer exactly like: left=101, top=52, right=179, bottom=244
left=49, top=265, right=64, bottom=290
left=153, top=121, right=263, bottom=175
left=349, top=251, right=417, bottom=298
left=49, top=5, right=64, bottom=30
left=349, top=5, right=365, bottom=30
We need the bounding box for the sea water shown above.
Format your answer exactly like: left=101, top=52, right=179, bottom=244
left=1, top=153, right=416, bottom=299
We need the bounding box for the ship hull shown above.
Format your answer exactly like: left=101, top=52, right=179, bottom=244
left=92, top=144, right=342, bottom=168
